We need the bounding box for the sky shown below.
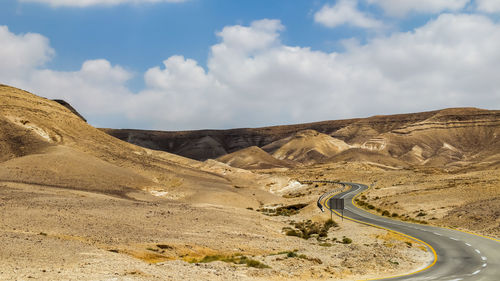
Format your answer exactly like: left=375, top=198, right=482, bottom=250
left=1, top=0, right=499, bottom=130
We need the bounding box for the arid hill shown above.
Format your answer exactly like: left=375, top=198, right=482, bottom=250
left=264, top=130, right=350, bottom=165
left=0, top=84, right=287, bottom=206
left=102, top=112, right=433, bottom=161
left=104, top=108, right=500, bottom=168
left=216, top=146, right=296, bottom=170
left=1, top=84, right=432, bottom=281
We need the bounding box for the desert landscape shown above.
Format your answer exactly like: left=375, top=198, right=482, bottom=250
left=1, top=84, right=498, bottom=280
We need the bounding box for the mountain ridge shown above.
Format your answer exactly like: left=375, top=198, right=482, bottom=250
left=103, top=107, right=499, bottom=168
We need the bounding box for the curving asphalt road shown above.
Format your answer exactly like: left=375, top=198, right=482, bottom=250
left=323, top=183, right=500, bottom=281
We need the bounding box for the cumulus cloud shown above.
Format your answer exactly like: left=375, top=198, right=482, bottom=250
left=26, top=60, right=133, bottom=115
left=476, top=0, right=500, bottom=12
left=0, top=26, right=54, bottom=82
left=367, top=0, right=470, bottom=16
left=314, top=0, right=384, bottom=29
left=1, top=16, right=500, bottom=130
left=19, top=0, right=187, bottom=8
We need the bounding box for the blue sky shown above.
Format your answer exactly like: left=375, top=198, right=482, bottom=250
left=1, top=0, right=499, bottom=130
left=1, top=1, right=380, bottom=74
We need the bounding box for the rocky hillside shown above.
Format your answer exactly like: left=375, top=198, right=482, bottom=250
left=216, top=146, right=296, bottom=170
left=0, top=84, right=287, bottom=205
left=264, top=130, right=350, bottom=165
left=104, top=108, right=500, bottom=168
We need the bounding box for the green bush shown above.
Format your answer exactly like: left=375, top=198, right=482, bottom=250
left=287, top=251, right=298, bottom=258
left=286, top=229, right=301, bottom=237
left=342, top=237, right=352, bottom=244
left=388, top=259, right=399, bottom=265
left=324, top=219, right=338, bottom=228
left=284, top=219, right=337, bottom=240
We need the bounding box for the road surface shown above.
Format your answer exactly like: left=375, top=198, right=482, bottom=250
left=323, top=183, right=500, bottom=281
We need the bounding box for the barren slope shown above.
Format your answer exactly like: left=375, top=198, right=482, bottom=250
left=0, top=84, right=436, bottom=280
left=216, top=146, right=295, bottom=169
left=265, top=130, right=350, bottom=164
left=104, top=108, right=500, bottom=169
left=0, top=84, right=290, bottom=206
left=0, top=85, right=223, bottom=196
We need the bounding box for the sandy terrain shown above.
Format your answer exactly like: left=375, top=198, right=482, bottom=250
left=0, top=181, right=431, bottom=281
left=3, top=84, right=498, bottom=280
left=281, top=162, right=499, bottom=239
left=0, top=85, right=434, bottom=280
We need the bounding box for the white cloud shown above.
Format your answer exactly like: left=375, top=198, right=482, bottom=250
left=133, top=56, right=228, bottom=128
left=367, top=0, right=470, bottom=16
left=314, top=0, right=384, bottom=29
left=2, top=16, right=500, bottom=130
left=22, top=60, right=134, bottom=125
left=476, top=0, right=500, bottom=12
left=0, top=26, right=54, bottom=82
left=215, top=19, right=284, bottom=54
left=19, top=0, right=187, bottom=8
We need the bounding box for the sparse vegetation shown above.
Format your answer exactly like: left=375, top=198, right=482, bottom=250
left=259, top=203, right=307, bottom=216
left=324, top=219, right=338, bottom=229
left=156, top=244, right=173, bottom=250
left=283, top=219, right=338, bottom=240
left=190, top=255, right=270, bottom=269
left=286, top=251, right=297, bottom=258
left=342, top=236, right=352, bottom=244
left=388, top=259, right=399, bottom=265
left=283, top=192, right=305, bottom=198
left=285, top=229, right=301, bottom=237
left=279, top=251, right=322, bottom=264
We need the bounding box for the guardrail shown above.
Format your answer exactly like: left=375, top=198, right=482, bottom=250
left=299, top=181, right=346, bottom=212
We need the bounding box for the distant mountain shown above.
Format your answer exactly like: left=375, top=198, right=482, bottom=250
left=104, top=107, right=499, bottom=168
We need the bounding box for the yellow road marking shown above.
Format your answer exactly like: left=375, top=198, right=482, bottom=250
left=323, top=184, right=438, bottom=281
